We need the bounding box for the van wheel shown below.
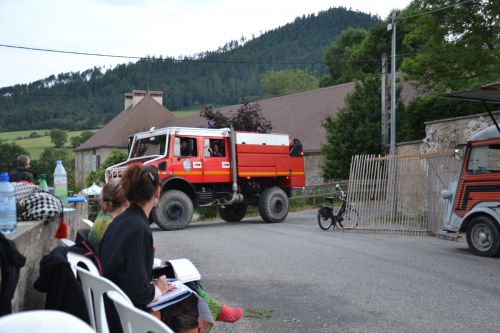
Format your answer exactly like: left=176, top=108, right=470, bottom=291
left=258, top=187, right=288, bottom=223
left=219, top=203, right=247, bottom=222
left=153, top=190, right=193, bottom=231
left=466, top=215, right=500, bottom=257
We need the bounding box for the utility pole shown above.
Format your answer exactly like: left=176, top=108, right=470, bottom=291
left=387, top=11, right=398, bottom=220
left=381, top=53, right=388, bottom=155
left=389, top=11, right=397, bottom=156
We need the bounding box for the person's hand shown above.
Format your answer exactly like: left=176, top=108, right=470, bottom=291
left=154, top=275, right=177, bottom=294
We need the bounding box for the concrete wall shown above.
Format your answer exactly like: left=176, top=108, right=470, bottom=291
left=7, top=202, right=88, bottom=311
left=75, top=147, right=116, bottom=188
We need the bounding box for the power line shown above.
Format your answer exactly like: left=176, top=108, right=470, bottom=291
left=0, top=43, right=330, bottom=65
left=0, top=42, right=432, bottom=67
left=398, top=0, right=476, bottom=20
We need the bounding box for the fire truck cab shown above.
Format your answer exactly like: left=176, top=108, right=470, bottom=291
left=441, top=83, right=500, bottom=257
left=106, top=126, right=305, bottom=230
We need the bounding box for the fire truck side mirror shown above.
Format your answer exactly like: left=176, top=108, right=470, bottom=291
left=454, top=148, right=463, bottom=160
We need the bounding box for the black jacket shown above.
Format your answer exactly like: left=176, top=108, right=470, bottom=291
left=99, top=203, right=155, bottom=333
left=33, top=245, right=91, bottom=323
left=9, top=167, right=35, bottom=183
left=0, top=233, right=26, bottom=315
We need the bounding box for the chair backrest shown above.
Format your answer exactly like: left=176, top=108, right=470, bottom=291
left=67, top=252, right=100, bottom=277
left=0, top=310, right=95, bottom=333
left=82, top=219, right=94, bottom=228
left=107, top=291, right=174, bottom=333
left=77, top=266, right=131, bottom=333
left=59, top=238, right=76, bottom=247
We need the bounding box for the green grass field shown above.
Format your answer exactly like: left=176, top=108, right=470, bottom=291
left=0, top=109, right=201, bottom=159
left=0, top=129, right=97, bottom=159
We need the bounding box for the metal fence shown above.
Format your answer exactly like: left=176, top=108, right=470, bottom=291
left=345, top=152, right=461, bottom=235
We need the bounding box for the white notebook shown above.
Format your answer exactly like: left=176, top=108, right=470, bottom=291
left=168, top=258, right=201, bottom=283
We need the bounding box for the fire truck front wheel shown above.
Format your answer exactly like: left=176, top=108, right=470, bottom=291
left=466, top=215, right=500, bottom=257
left=154, top=190, right=194, bottom=231
left=219, top=203, right=247, bottom=222
left=259, top=187, right=289, bottom=223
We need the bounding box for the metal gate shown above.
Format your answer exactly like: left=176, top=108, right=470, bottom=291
left=345, top=152, right=461, bottom=235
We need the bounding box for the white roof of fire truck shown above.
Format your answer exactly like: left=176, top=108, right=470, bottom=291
left=134, top=127, right=231, bottom=140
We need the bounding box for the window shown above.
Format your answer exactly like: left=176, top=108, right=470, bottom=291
left=467, top=144, right=500, bottom=174
left=204, top=139, right=226, bottom=157
left=174, top=137, right=197, bottom=157
left=130, top=135, right=167, bottom=158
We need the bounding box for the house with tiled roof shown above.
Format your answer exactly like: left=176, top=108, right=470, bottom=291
left=74, top=90, right=175, bottom=187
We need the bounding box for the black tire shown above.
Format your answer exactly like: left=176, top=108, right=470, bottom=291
left=317, top=208, right=332, bottom=230
left=258, top=187, right=289, bottom=223
left=153, top=190, right=194, bottom=231
left=219, top=203, right=247, bottom=222
left=466, top=215, right=500, bottom=257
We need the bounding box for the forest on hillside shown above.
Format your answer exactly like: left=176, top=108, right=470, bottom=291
left=0, top=7, right=379, bottom=131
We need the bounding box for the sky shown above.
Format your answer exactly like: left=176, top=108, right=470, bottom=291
left=0, top=0, right=412, bottom=88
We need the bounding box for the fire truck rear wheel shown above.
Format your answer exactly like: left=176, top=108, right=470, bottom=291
left=154, top=190, right=193, bottom=231
left=258, top=186, right=288, bottom=223
left=466, top=215, right=500, bottom=257
left=219, top=203, right=247, bottom=222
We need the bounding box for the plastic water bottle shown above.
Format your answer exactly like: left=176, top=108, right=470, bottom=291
left=39, top=174, right=49, bottom=191
left=0, top=172, right=17, bottom=234
left=54, top=160, right=68, bottom=203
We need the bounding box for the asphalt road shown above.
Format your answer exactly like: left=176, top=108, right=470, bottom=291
left=152, top=210, right=500, bottom=333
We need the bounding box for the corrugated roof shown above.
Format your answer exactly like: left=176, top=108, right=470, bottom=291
left=76, top=95, right=175, bottom=151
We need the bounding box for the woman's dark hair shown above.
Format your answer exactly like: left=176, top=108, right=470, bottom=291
left=100, top=179, right=127, bottom=214
left=121, top=164, right=160, bottom=205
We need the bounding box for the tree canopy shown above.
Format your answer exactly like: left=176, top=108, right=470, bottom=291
left=321, top=76, right=406, bottom=179
left=201, top=96, right=272, bottom=133
left=49, top=129, right=68, bottom=148
left=400, top=0, right=499, bottom=91
left=0, top=142, right=28, bottom=174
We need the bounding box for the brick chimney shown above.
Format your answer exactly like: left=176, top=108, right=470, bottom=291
left=124, top=93, right=133, bottom=110
left=149, top=91, right=163, bottom=106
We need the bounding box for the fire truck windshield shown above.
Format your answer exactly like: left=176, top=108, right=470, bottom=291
left=130, top=135, right=167, bottom=158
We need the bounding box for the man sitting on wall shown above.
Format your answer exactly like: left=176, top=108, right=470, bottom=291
left=10, top=154, right=35, bottom=183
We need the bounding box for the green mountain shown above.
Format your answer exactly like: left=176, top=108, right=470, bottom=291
left=0, top=7, right=379, bottom=131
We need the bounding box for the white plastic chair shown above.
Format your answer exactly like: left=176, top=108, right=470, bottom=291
left=67, top=251, right=100, bottom=277
left=59, top=238, right=76, bottom=247
left=77, top=267, right=131, bottom=333
left=107, top=291, right=175, bottom=333
left=0, top=310, right=96, bottom=333
left=82, top=218, right=94, bottom=228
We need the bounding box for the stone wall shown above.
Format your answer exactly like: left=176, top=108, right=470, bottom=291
left=7, top=201, right=88, bottom=311
left=420, top=110, right=500, bottom=153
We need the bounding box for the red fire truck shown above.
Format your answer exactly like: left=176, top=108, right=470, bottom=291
left=106, top=126, right=305, bottom=230
left=441, top=83, right=500, bottom=257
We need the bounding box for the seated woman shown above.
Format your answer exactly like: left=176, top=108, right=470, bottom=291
left=99, top=165, right=198, bottom=333
left=87, top=179, right=128, bottom=253
left=95, top=166, right=242, bottom=332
